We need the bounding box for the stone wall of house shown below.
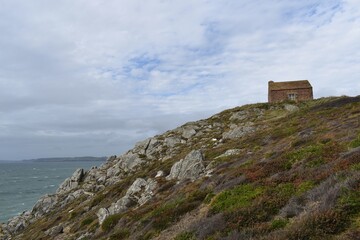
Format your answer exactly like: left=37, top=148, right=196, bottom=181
left=269, top=88, right=313, bottom=103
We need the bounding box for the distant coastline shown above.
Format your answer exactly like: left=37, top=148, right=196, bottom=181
left=21, top=156, right=107, bottom=162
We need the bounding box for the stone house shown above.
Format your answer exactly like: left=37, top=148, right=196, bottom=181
left=268, top=80, right=313, bottom=103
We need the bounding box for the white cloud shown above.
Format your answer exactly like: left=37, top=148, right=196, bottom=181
left=0, top=0, right=359, bottom=160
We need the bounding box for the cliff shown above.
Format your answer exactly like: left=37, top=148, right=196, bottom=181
left=1, top=96, right=359, bottom=240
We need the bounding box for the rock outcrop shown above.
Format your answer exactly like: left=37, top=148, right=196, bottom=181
left=97, top=178, right=157, bottom=224
left=166, top=150, right=205, bottom=181
left=57, top=168, right=85, bottom=194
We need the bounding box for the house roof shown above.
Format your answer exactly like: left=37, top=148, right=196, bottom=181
left=269, top=80, right=312, bottom=91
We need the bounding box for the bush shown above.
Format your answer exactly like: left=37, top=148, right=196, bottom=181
left=270, top=218, right=288, bottom=230
left=296, top=181, right=315, bottom=196
left=90, top=193, right=105, bottom=208
left=211, top=184, right=263, bottom=213
left=109, top=228, right=130, bottom=240
left=349, top=135, right=360, bottom=148
left=174, top=232, right=196, bottom=240
left=102, top=213, right=122, bottom=231
left=80, top=217, right=95, bottom=227
left=286, top=210, right=348, bottom=239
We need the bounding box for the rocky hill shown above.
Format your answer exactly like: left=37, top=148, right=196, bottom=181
left=1, top=96, right=359, bottom=240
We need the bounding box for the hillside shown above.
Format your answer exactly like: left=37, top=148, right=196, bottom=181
left=1, top=96, right=359, bottom=240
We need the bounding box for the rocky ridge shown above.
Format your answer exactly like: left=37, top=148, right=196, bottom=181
left=1, top=96, right=359, bottom=240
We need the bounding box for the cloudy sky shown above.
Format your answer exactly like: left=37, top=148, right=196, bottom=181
left=0, top=0, right=359, bottom=160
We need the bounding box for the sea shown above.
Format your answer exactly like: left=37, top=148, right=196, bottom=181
left=0, top=160, right=104, bottom=223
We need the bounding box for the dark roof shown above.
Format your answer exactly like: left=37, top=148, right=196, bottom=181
left=269, top=80, right=312, bottom=91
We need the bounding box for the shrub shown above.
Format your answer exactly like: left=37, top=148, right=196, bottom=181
left=148, top=190, right=209, bottom=231
left=349, top=134, right=360, bottom=148
left=296, top=181, right=315, bottom=196
left=286, top=144, right=323, bottom=166
left=174, top=232, right=196, bottom=240
left=270, top=218, right=289, bottom=230
left=101, top=213, right=122, bottom=231
left=286, top=210, right=348, bottom=239
left=80, top=217, right=95, bottom=227
left=211, top=184, right=264, bottom=213
left=90, top=193, right=105, bottom=208
left=109, top=228, right=130, bottom=240
left=337, top=189, right=360, bottom=216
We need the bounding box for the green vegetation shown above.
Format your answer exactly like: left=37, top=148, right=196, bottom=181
left=80, top=217, right=95, bottom=227
left=296, top=181, right=315, bottom=196
left=174, top=232, right=196, bottom=240
left=109, top=228, right=130, bottom=240
left=211, top=184, right=264, bottom=213
left=270, top=218, right=289, bottom=230
left=349, top=133, right=360, bottom=148
left=101, top=214, right=123, bottom=231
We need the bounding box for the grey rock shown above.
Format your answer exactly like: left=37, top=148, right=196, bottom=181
left=134, top=138, right=151, bottom=155
left=222, top=126, right=255, bottom=140
left=62, top=190, right=85, bottom=206
left=77, top=233, right=93, bottom=240
left=284, top=104, right=299, bottom=112
left=182, top=127, right=197, bottom=139
left=164, top=136, right=181, bottom=147
left=44, top=225, right=63, bottom=237
left=57, top=168, right=85, bottom=194
left=126, top=178, right=157, bottom=206
left=5, top=216, right=26, bottom=235
left=145, top=138, right=164, bottom=159
left=117, top=153, right=143, bottom=172
left=84, top=167, right=106, bottom=183
left=166, top=150, right=205, bottom=181
left=32, top=194, right=58, bottom=218
left=108, top=196, right=136, bottom=216
left=229, top=111, right=248, bottom=121
left=155, top=170, right=165, bottom=178
left=98, top=178, right=157, bottom=224
left=97, top=208, right=110, bottom=225
left=215, top=149, right=241, bottom=159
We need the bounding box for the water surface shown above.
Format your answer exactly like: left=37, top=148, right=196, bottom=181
left=0, top=160, right=102, bottom=223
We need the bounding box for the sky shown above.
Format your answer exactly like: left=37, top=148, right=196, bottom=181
left=0, top=0, right=359, bottom=160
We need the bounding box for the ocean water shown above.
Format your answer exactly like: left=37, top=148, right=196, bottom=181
left=0, top=161, right=103, bottom=223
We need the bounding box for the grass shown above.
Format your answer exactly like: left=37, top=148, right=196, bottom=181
left=174, top=232, right=196, bottom=240
left=270, top=218, right=289, bottom=230
left=349, top=133, right=360, bottom=148
left=101, top=213, right=123, bottom=231
left=211, top=184, right=264, bottom=213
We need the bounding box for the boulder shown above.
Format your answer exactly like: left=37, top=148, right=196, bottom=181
left=166, top=150, right=205, bottom=181
left=44, top=225, right=63, bottom=237
left=229, top=111, right=248, bottom=121
left=284, top=104, right=299, bottom=112
left=222, top=126, right=255, bottom=140
left=5, top=215, right=26, bottom=235
left=182, top=127, right=197, bottom=139
left=117, top=153, right=143, bottom=172
left=155, top=170, right=165, bottom=178
left=57, top=168, right=85, bottom=194
left=98, top=178, right=157, bottom=224
left=126, top=178, right=157, bottom=206
left=32, top=194, right=58, bottom=218
left=164, top=136, right=181, bottom=147
left=215, top=149, right=241, bottom=159
left=97, top=208, right=110, bottom=225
